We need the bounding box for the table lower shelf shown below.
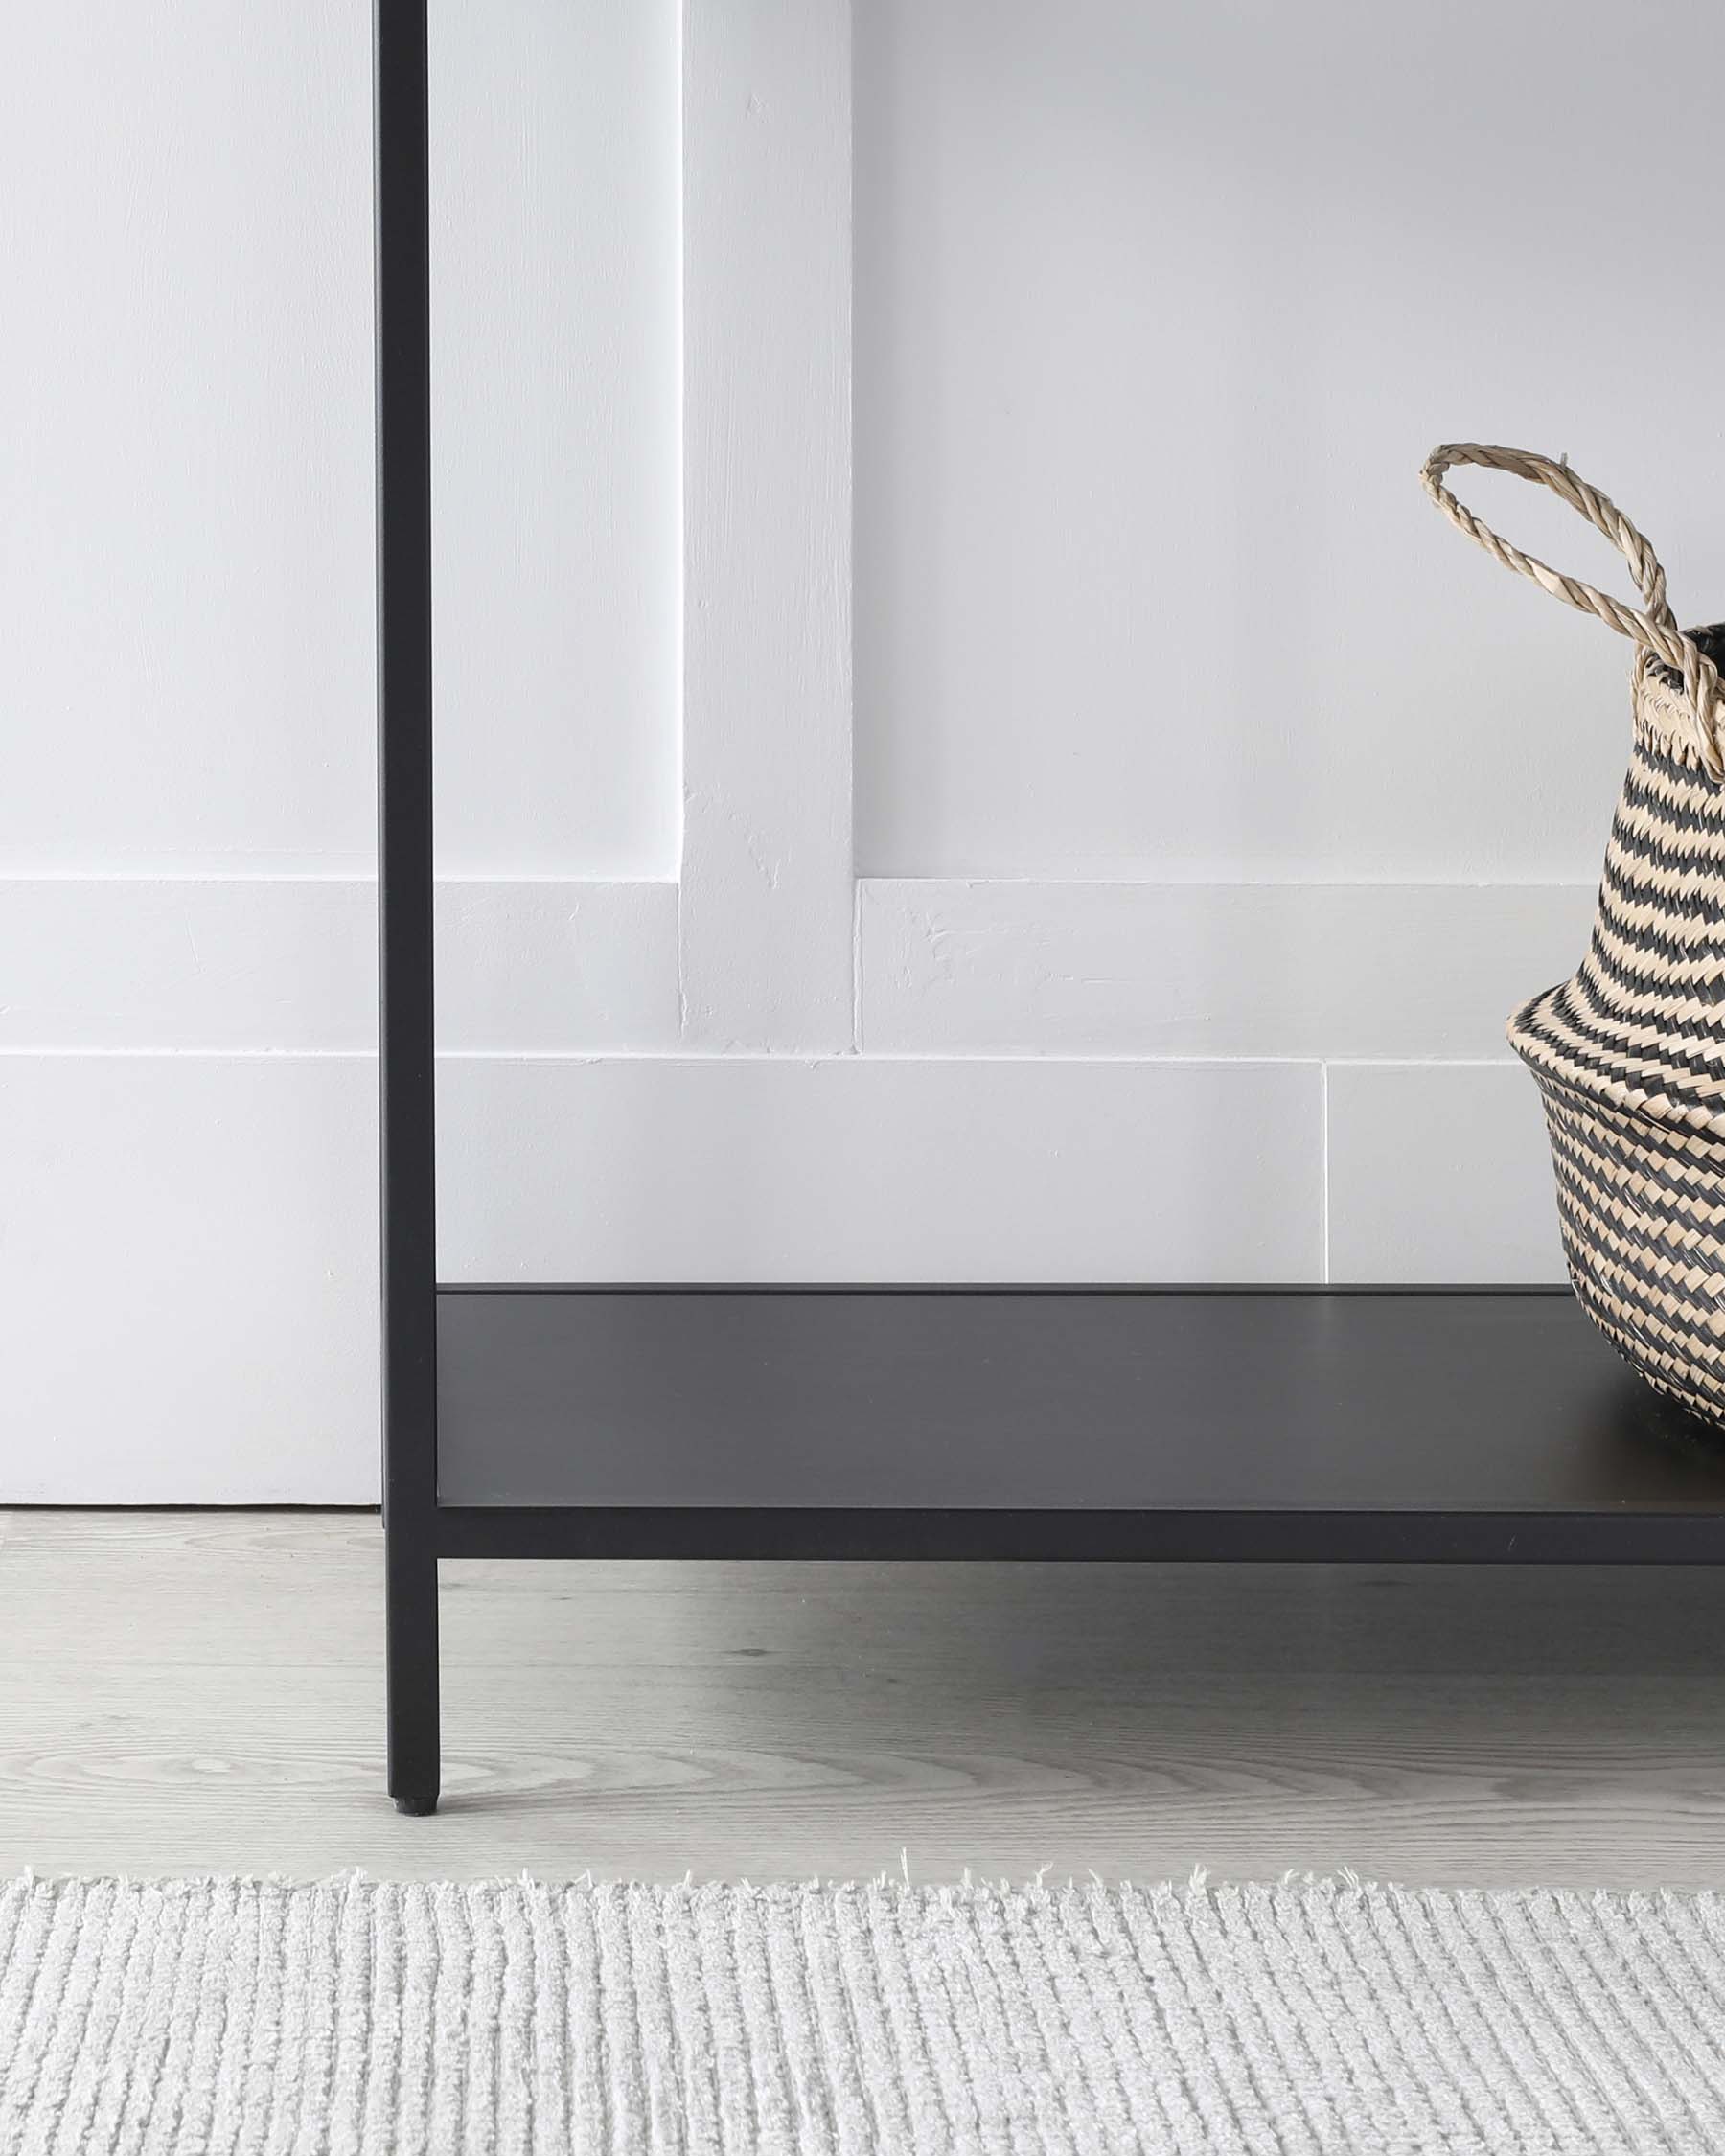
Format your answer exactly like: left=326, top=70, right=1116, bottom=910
left=426, top=1286, right=1725, bottom=1563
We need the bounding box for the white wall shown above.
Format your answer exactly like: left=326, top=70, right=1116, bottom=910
left=8, top=0, right=1723, bottom=1498
left=853, top=0, right=1725, bottom=884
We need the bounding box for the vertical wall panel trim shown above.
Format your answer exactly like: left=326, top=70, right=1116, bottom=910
left=678, top=0, right=854, bottom=1051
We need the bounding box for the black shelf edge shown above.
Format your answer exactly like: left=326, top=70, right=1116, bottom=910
left=435, top=1282, right=1576, bottom=1297
left=432, top=1504, right=1725, bottom=1566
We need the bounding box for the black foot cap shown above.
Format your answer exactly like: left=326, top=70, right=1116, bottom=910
left=393, top=1790, right=438, bottom=1817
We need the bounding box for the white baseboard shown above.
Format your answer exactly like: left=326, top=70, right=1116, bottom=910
left=1326, top=1063, right=1565, bottom=1285
left=0, top=1055, right=380, bottom=1503
left=0, top=878, right=1580, bottom=1497
left=2, top=1050, right=1335, bottom=1501
left=436, top=1054, right=1322, bottom=1284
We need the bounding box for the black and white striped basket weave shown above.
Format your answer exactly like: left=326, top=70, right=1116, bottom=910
left=1424, top=444, right=1725, bottom=1428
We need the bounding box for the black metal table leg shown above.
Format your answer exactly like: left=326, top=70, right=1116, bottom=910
left=386, top=1527, right=440, bottom=1815
left=376, top=0, right=440, bottom=1812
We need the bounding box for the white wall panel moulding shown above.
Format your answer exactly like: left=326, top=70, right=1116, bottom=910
left=438, top=883, right=680, bottom=1053
left=1325, top=1062, right=1566, bottom=1286
left=859, top=881, right=1595, bottom=1061
left=436, top=1054, right=1322, bottom=1284
left=1, top=878, right=1595, bottom=1059
left=0, top=881, right=678, bottom=1054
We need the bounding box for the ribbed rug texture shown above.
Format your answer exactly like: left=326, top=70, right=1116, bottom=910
left=6, top=1875, right=1725, bottom=2153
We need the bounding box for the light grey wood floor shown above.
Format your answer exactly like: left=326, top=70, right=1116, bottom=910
left=4, top=1510, right=1725, bottom=1887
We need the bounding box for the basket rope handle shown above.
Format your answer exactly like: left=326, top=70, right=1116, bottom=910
left=1420, top=442, right=1725, bottom=779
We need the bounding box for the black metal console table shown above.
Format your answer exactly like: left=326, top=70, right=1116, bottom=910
left=373, top=2, right=1725, bottom=1817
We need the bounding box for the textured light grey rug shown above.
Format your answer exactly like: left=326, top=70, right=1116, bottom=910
left=5, top=1873, right=1725, bottom=2154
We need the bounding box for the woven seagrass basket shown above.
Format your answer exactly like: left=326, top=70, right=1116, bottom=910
left=1423, top=443, right=1725, bottom=1428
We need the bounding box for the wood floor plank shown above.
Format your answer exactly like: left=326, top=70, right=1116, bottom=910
left=3, top=1511, right=1725, bottom=1886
